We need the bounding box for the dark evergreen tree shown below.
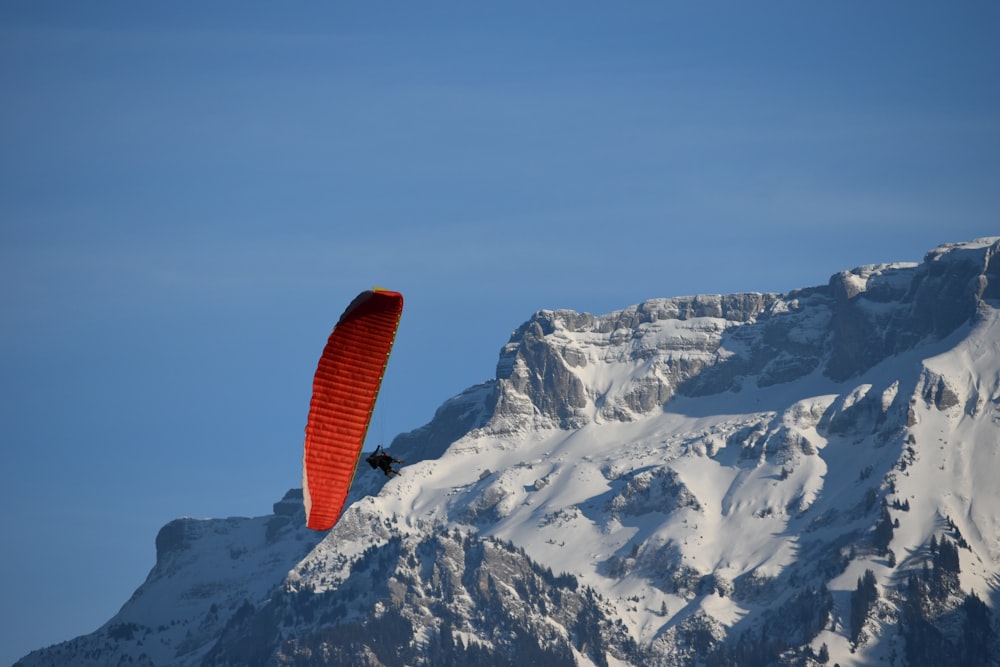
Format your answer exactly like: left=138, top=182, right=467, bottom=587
left=850, top=569, right=878, bottom=644
left=959, top=592, right=993, bottom=667
left=899, top=571, right=950, bottom=666
left=936, top=536, right=960, bottom=573
left=873, top=505, right=894, bottom=555
left=932, top=536, right=961, bottom=599
left=817, top=642, right=830, bottom=663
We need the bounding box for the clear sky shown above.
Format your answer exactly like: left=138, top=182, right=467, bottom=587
left=2, top=1, right=998, bottom=663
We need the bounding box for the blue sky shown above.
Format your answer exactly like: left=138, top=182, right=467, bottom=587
left=2, top=2, right=998, bottom=663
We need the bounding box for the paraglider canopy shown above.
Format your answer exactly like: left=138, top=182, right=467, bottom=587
left=302, top=288, right=404, bottom=530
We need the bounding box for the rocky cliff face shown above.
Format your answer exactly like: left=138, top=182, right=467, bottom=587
left=17, top=237, right=1000, bottom=667
left=479, top=237, right=1000, bottom=434
left=16, top=490, right=322, bottom=667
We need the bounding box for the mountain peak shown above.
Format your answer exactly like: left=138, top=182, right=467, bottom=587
left=19, top=237, right=1000, bottom=667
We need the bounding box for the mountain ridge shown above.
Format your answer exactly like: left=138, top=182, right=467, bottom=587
left=17, top=236, right=1000, bottom=667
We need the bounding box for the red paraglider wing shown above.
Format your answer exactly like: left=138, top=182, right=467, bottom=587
left=302, top=289, right=404, bottom=530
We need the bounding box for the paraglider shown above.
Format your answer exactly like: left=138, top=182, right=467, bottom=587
left=366, top=444, right=404, bottom=478
left=302, top=288, right=404, bottom=531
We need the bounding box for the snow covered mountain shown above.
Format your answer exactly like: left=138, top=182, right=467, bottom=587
left=17, top=237, right=1000, bottom=667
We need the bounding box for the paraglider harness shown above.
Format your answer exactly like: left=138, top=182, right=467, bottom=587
left=366, top=445, right=403, bottom=478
